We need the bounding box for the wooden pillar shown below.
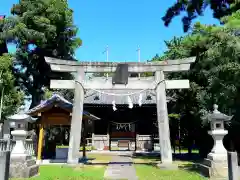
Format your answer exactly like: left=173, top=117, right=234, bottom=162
left=155, top=71, right=173, bottom=165
left=107, top=120, right=110, bottom=150
left=82, top=120, right=87, bottom=158
left=37, top=124, right=44, bottom=161
left=67, top=69, right=85, bottom=164
left=92, top=120, right=95, bottom=149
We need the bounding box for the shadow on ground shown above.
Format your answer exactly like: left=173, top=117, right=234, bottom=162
left=121, top=152, right=206, bottom=177
left=173, top=153, right=202, bottom=162
left=178, top=163, right=200, bottom=172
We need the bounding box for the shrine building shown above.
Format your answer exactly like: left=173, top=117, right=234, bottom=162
left=26, top=81, right=174, bottom=161
left=30, top=56, right=195, bottom=165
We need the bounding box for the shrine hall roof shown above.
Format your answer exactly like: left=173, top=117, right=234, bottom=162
left=82, top=76, right=175, bottom=105
left=80, top=76, right=175, bottom=105
left=27, top=94, right=100, bottom=120
left=84, top=89, right=175, bottom=105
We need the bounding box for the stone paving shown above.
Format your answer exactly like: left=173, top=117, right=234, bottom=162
left=104, top=155, right=138, bottom=180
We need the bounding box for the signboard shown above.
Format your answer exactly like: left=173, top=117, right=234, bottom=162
left=110, top=122, right=136, bottom=138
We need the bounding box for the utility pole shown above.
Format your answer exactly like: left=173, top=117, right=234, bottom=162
left=137, top=46, right=141, bottom=78
left=103, top=45, right=109, bottom=79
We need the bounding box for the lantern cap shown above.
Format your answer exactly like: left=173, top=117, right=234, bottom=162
left=208, top=104, right=233, bottom=122
left=7, top=105, right=38, bottom=123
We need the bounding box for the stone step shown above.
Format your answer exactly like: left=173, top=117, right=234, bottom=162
left=197, top=162, right=228, bottom=179
left=9, top=157, right=39, bottom=178
left=26, top=159, right=36, bottom=167
left=197, top=163, right=211, bottom=177
left=27, top=164, right=39, bottom=178
left=202, top=158, right=228, bottom=169
left=203, top=158, right=213, bottom=167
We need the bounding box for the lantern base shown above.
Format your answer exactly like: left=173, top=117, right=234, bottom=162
left=198, top=153, right=228, bottom=179
left=9, top=155, right=39, bottom=178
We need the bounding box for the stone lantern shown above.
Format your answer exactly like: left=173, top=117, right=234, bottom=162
left=8, top=113, right=31, bottom=156
left=199, top=104, right=232, bottom=179
left=7, top=108, right=39, bottom=178
left=207, top=104, right=232, bottom=155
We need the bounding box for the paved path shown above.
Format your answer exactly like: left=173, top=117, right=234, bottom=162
left=104, top=156, right=138, bottom=180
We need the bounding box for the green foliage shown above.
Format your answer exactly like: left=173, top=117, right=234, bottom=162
left=168, top=113, right=180, bottom=119
left=43, top=88, right=74, bottom=102
left=0, top=0, right=82, bottom=107
left=0, top=54, right=24, bottom=120
left=163, top=0, right=240, bottom=32
left=154, top=11, right=240, bottom=153
left=159, top=18, right=240, bottom=119
left=43, top=88, right=53, bottom=100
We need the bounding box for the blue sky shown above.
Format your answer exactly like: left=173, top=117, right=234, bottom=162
left=0, top=0, right=220, bottom=110
left=1, top=0, right=219, bottom=63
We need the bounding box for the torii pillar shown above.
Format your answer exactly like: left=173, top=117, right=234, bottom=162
left=155, top=71, right=173, bottom=167
left=45, top=56, right=195, bottom=166
left=68, top=69, right=85, bottom=164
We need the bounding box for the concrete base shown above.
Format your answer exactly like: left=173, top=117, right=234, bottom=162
left=157, top=163, right=178, bottom=170
left=36, top=160, right=42, bottom=165
left=198, top=153, right=228, bottom=179
left=9, top=156, right=39, bottom=178
left=67, top=158, right=79, bottom=164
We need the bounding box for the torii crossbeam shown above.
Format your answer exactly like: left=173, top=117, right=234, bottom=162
left=45, top=56, right=195, bottom=167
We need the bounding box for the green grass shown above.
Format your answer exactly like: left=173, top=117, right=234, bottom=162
left=12, top=165, right=106, bottom=180
left=133, top=156, right=160, bottom=164
left=86, top=154, right=113, bottom=163
left=135, top=165, right=207, bottom=180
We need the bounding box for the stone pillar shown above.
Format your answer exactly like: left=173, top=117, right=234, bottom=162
left=199, top=129, right=229, bottom=178
left=67, top=69, right=85, bottom=164
left=92, top=120, right=95, bottom=149
left=198, top=105, right=232, bottom=178
left=155, top=71, right=175, bottom=168
left=9, top=128, right=39, bottom=178
left=106, top=133, right=110, bottom=150
left=3, top=122, right=10, bottom=139
left=92, top=133, right=95, bottom=149
left=136, top=134, right=139, bottom=150
left=0, top=150, right=10, bottom=180
left=0, top=122, right=3, bottom=139
left=11, top=128, right=28, bottom=158
left=228, top=151, right=239, bottom=180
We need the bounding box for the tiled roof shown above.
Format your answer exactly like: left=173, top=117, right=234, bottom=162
left=27, top=94, right=100, bottom=120
left=84, top=90, right=175, bottom=105
left=82, top=76, right=175, bottom=105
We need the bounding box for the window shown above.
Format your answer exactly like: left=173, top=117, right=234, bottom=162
left=216, top=123, right=222, bottom=128
left=146, top=95, right=152, bottom=100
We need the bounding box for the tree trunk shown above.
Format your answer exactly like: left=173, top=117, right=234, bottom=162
left=30, top=92, right=43, bottom=109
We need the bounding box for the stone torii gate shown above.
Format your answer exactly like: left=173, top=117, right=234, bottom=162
left=45, top=56, right=195, bottom=167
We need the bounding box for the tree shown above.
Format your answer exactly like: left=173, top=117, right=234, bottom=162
left=162, top=0, right=240, bottom=32
left=0, top=15, right=23, bottom=120
left=0, top=0, right=82, bottom=107
left=0, top=54, right=24, bottom=119
left=163, top=19, right=240, bottom=114
left=43, top=88, right=74, bottom=102
left=154, top=11, right=240, bottom=155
